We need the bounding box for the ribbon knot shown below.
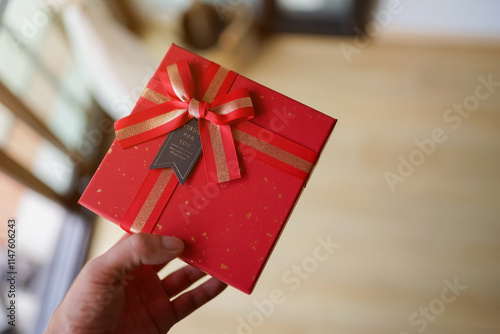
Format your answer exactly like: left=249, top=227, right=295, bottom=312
left=114, top=60, right=255, bottom=183
left=188, top=98, right=209, bottom=119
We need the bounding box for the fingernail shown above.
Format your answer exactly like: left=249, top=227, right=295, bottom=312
left=161, top=236, right=184, bottom=251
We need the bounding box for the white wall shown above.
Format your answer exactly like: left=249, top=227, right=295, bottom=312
left=375, top=0, right=500, bottom=40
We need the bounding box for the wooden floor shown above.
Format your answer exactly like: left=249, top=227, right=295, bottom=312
left=87, top=34, right=500, bottom=334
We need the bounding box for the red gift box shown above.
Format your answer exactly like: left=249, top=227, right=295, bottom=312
left=79, top=44, right=337, bottom=294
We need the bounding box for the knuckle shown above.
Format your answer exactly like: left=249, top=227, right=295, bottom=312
left=129, top=233, right=160, bottom=257
left=130, top=233, right=148, bottom=251
left=186, top=292, right=199, bottom=310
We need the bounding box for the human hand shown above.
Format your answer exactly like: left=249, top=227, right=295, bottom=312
left=46, top=233, right=227, bottom=333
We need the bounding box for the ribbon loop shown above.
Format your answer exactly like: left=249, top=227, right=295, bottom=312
left=159, top=61, right=194, bottom=102
left=115, top=60, right=254, bottom=184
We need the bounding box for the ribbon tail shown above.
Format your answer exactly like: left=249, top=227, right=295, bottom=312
left=199, top=120, right=241, bottom=183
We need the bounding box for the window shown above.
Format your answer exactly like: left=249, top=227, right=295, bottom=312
left=0, top=1, right=111, bottom=332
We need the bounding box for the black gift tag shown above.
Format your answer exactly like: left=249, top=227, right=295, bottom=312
left=149, top=119, right=202, bottom=185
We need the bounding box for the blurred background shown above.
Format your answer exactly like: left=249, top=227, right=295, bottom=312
left=0, top=0, right=499, bottom=333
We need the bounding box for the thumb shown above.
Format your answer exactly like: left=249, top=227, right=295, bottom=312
left=93, top=233, right=184, bottom=281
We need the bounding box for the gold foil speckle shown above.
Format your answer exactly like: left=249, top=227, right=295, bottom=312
left=98, top=201, right=101, bottom=205
left=191, top=237, right=196, bottom=242
left=134, top=146, right=138, bottom=150
left=97, top=189, right=102, bottom=193
left=108, top=148, right=112, bottom=154
left=278, top=193, right=282, bottom=199
left=185, top=200, right=189, bottom=205
left=185, top=212, right=191, bottom=216
left=266, top=233, right=273, bottom=237
left=221, top=264, right=228, bottom=270
left=157, top=224, right=162, bottom=230
left=246, top=212, right=252, bottom=219
left=263, top=177, right=268, bottom=182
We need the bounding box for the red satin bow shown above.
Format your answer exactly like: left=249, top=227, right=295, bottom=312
left=114, top=61, right=254, bottom=183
